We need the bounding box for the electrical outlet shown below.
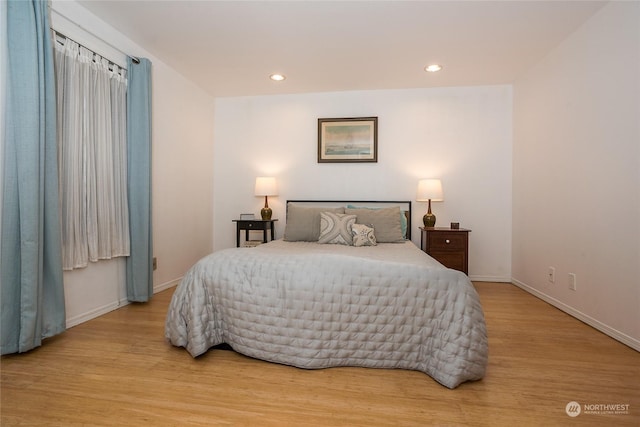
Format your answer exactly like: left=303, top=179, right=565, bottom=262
left=548, top=267, right=555, bottom=283
left=569, top=273, right=577, bottom=291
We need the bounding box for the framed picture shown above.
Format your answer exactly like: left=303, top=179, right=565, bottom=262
left=318, top=117, right=378, bottom=163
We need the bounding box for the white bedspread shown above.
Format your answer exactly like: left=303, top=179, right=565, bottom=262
left=165, top=240, right=488, bottom=388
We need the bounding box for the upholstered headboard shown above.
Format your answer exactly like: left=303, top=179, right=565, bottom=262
left=286, top=200, right=412, bottom=241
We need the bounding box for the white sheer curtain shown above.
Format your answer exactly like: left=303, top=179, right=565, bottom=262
left=53, top=33, right=130, bottom=270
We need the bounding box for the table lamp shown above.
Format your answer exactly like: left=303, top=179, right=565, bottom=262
left=255, top=177, right=278, bottom=220
left=416, top=179, right=443, bottom=227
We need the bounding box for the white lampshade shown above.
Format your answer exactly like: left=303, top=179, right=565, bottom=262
left=254, top=177, right=278, bottom=196
left=416, top=179, right=444, bottom=202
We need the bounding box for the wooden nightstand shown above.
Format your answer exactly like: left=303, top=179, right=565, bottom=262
left=420, top=227, right=471, bottom=275
left=232, top=219, right=278, bottom=247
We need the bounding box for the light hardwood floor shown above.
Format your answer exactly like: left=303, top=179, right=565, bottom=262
left=1, top=282, right=638, bottom=426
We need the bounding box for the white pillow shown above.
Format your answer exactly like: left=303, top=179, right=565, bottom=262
left=318, top=212, right=356, bottom=245
left=352, top=223, right=377, bottom=247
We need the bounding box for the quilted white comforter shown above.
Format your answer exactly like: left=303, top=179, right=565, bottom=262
left=165, top=240, right=488, bottom=388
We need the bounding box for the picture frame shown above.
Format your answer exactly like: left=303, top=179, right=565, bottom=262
left=318, top=117, right=378, bottom=163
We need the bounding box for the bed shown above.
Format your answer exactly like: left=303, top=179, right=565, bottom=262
left=165, top=201, right=488, bottom=388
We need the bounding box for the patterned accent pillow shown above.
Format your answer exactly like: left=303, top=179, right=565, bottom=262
left=318, top=212, right=356, bottom=245
left=352, top=223, right=377, bottom=247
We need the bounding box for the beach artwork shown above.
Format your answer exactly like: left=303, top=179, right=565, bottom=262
left=318, top=117, right=378, bottom=163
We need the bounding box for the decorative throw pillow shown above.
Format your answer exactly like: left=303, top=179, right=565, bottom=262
left=352, top=223, right=377, bottom=247
left=318, top=212, right=356, bottom=245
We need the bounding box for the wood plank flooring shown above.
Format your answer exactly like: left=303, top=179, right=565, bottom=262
left=2, top=282, right=638, bottom=426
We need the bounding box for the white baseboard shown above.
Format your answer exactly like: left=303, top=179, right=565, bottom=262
left=154, top=277, right=182, bottom=293
left=65, top=276, right=183, bottom=329
left=66, top=300, right=124, bottom=328
left=512, top=278, right=640, bottom=352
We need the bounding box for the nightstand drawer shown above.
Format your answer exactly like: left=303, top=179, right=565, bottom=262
left=420, top=227, right=471, bottom=275
left=428, top=232, right=466, bottom=251
left=244, top=221, right=268, bottom=230
left=429, top=251, right=466, bottom=272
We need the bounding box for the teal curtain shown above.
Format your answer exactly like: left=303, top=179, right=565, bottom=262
left=1, top=0, right=65, bottom=354
left=125, top=57, right=153, bottom=302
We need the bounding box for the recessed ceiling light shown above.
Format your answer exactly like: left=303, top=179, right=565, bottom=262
left=270, top=74, right=286, bottom=81
left=424, top=64, right=443, bottom=73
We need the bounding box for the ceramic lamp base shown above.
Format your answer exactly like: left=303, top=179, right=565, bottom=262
left=261, top=207, right=272, bottom=220
left=423, top=213, right=436, bottom=227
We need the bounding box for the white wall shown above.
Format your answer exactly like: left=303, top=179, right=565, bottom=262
left=50, top=1, right=216, bottom=326
left=213, top=86, right=513, bottom=281
left=512, top=2, right=640, bottom=350
left=0, top=0, right=5, bottom=253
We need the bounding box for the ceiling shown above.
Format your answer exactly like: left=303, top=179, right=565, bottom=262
left=77, top=0, right=607, bottom=98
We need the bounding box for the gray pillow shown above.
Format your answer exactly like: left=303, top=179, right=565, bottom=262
left=284, top=204, right=345, bottom=241
left=345, top=206, right=404, bottom=243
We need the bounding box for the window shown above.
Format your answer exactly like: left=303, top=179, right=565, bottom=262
left=53, top=33, right=129, bottom=270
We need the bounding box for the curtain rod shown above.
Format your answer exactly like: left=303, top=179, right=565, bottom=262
left=53, top=30, right=127, bottom=73
left=49, top=6, right=140, bottom=65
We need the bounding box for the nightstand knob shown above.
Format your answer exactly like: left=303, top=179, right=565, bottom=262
left=445, top=239, right=451, bottom=244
